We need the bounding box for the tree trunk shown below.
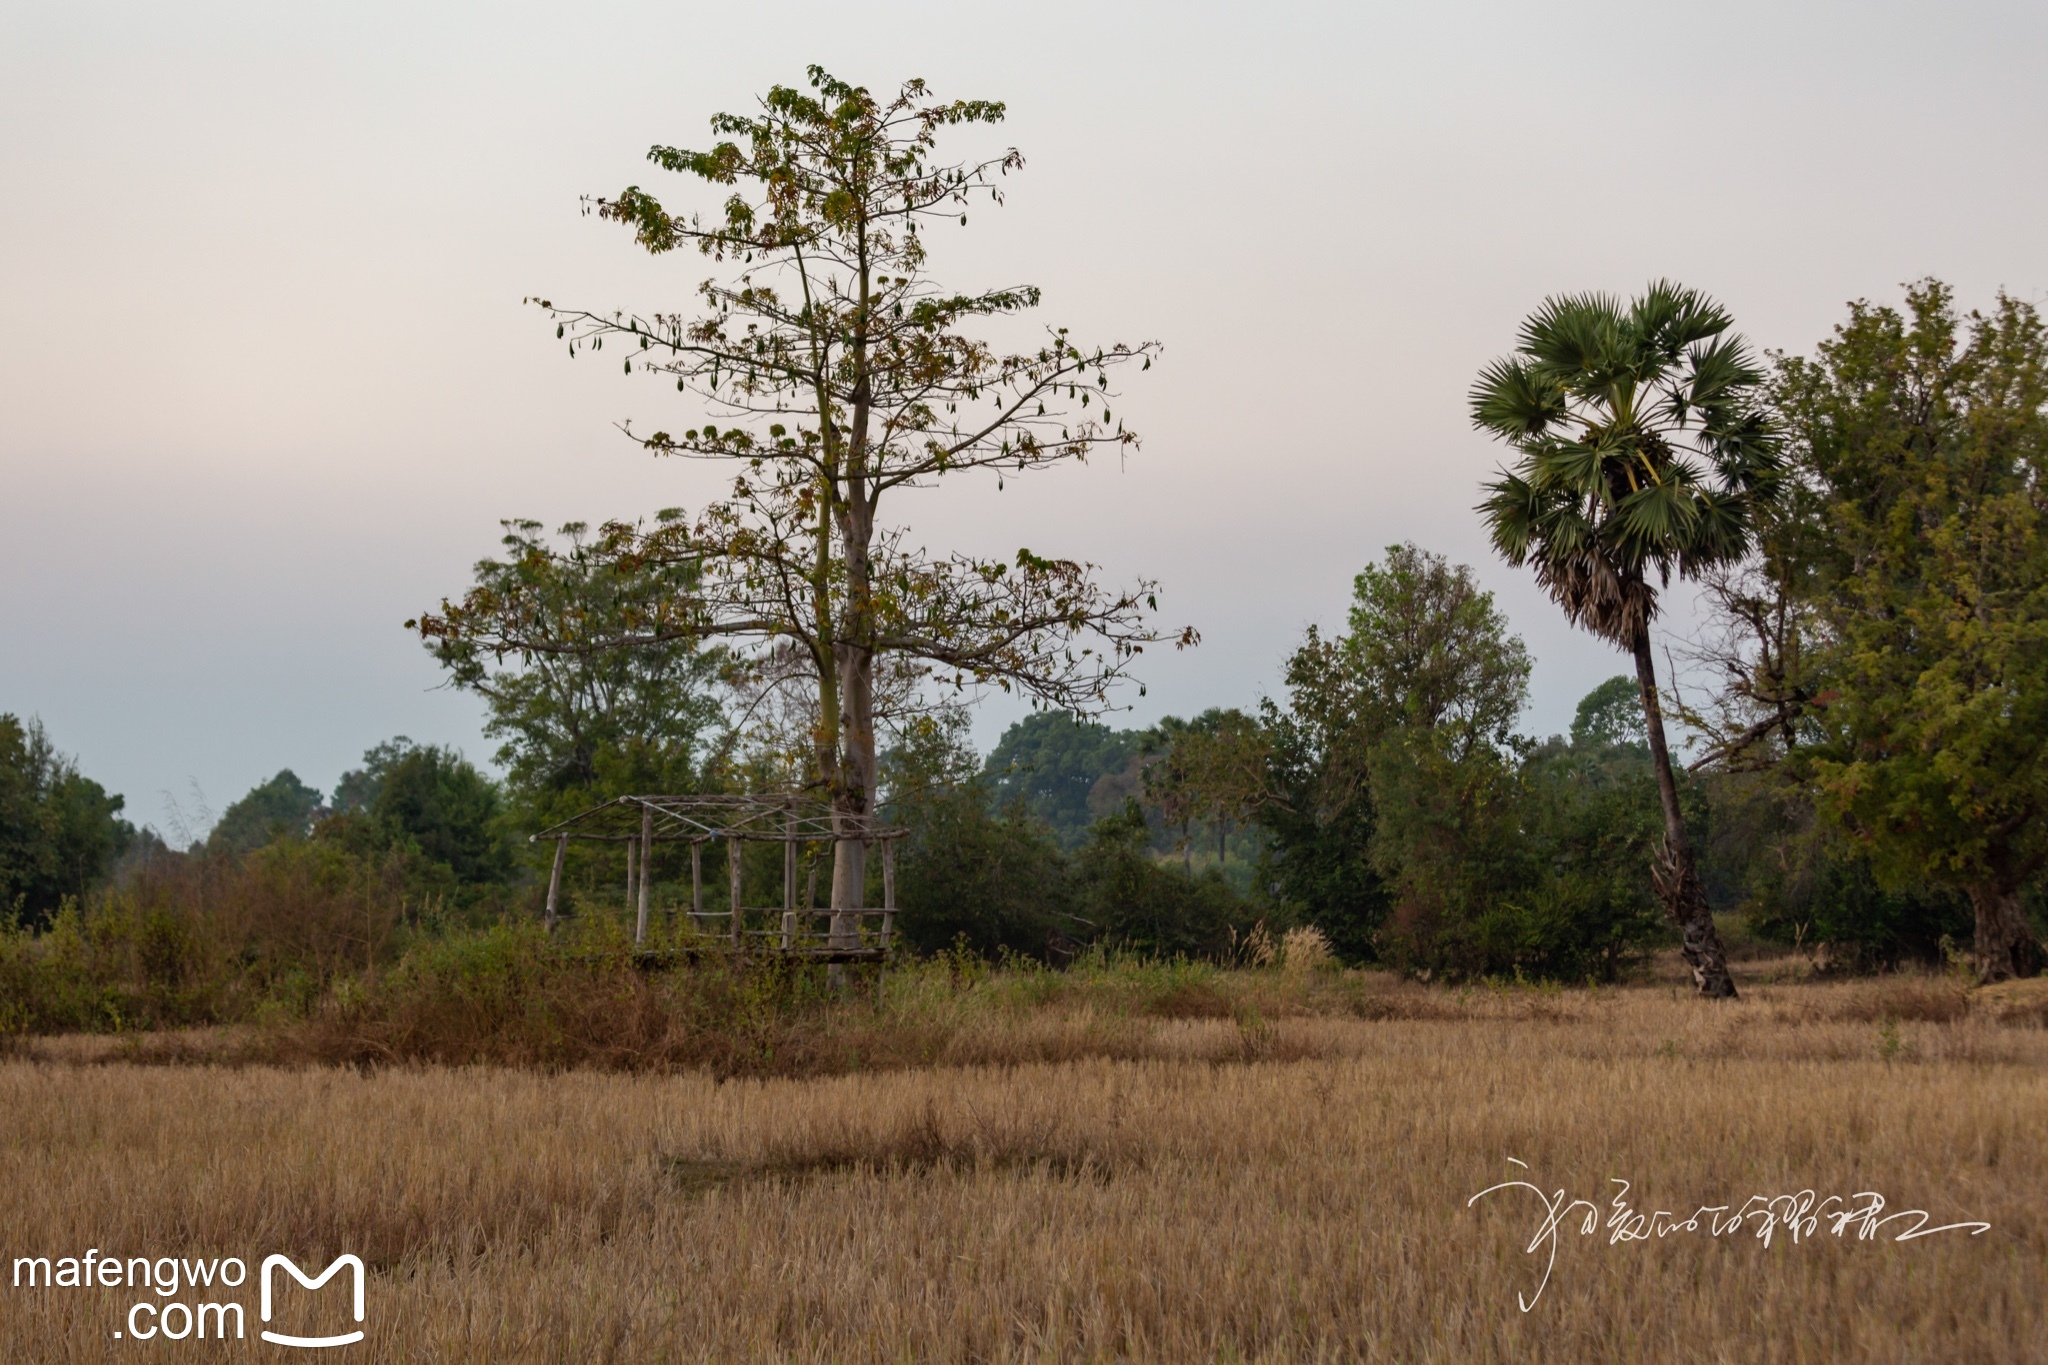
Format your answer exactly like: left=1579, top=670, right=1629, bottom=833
left=1967, top=883, right=2042, bottom=983
left=828, top=478, right=876, bottom=955
left=828, top=636, right=872, bottom=955
left=1631, top=629, right=1738, bottom=998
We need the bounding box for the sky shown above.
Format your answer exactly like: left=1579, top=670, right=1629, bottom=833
left=3, top=0, right=2045, bottom=836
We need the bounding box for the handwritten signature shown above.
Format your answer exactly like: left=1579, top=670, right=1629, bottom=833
left=1467, top=1159, right=1991, bottom=1311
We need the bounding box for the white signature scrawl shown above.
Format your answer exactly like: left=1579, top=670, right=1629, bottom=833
left=1467, top=1159, right=1991, bottom=1311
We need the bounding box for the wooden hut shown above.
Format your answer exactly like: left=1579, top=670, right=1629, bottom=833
left=531, top=795, right=906, bottom=962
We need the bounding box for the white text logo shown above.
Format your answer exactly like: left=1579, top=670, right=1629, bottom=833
left=259, top=1254, right=365, bottom=1348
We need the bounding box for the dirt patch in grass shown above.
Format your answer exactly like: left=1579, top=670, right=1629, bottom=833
left=1144, top=981, right=1233, bottom=1019
left=659, top=1099, right=1138, bottom=1194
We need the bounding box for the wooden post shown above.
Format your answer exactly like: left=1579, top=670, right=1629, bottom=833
left=545, top=835, right=567, bottom=934
left=782, top=807, right=796, bottom=950
left=728, top=837, right=743, bottom=950
left=635, top=805, right=653, bottom=948
left=690, top=842, right=703, bottom=934
left=829, top=842, right=856, bottom=955
left=880, top=837, right=896, bottom=948
left=624, top=839, right=636, bottom=920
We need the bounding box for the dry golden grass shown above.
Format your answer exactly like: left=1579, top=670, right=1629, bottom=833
left=2, top=969, right=2044, bottom=1362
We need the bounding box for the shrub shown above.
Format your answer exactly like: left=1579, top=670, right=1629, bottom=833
left=0, top=841, right=414, bottom=1034
left=1074, top=801, right=1262, bottom=959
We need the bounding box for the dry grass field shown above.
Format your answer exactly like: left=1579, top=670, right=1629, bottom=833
left=3, top=965, right=2046, bottom=1362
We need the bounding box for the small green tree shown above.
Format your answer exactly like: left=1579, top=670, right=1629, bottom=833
left=880, top=711, right=1072, bottom=956
left=329, top=739, right=513, bottom=890
left=207, top=770, right=323, bottom=855
left=1472, top=282, right=1781, bottom=997
left=414, top=520, right=730, bottom=850
left=1511, top=714, right=1670, bottom=980
left=1259, top=544, right=1528, bottom=960
left=1570, top=676, right=1648, bottom=750
left=1254, top=702, right=1384, bottom=960
left=1073, top=798, right=1253, bottom=959
left=0, top=715, right=132, bottom=927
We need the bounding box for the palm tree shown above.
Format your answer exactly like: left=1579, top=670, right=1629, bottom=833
left=1470, top=282, right=1780, bottom=998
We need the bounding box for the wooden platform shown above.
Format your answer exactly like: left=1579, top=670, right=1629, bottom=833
left=628, top=944, right=889, bottom=969
left=529, top=794, right=908, bottom=950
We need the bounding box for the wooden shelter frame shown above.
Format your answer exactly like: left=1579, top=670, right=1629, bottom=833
left=530, top=795, right=907, bottom=960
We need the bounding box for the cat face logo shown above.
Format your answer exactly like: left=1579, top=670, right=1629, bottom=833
left=258, top=1254, right=365, bottom=1348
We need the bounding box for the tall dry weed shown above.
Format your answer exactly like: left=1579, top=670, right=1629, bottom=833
left=1280, top=924, right=1336, bottom=975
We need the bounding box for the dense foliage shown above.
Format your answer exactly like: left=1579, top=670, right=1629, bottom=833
left=326, top=739, right=516, bottom=893
left=1251, top=545, right=1671, bottom=980
left=980, top=712, right=1142, bottom=847
left=0, top=716, right=133, bottom=930
left=883, top=715, right=1260, bottom=961
left=1688, top=281, right=2048, bottom=980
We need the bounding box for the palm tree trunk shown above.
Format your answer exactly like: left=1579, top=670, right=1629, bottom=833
left=1630, top=630, right=1738, bottom=998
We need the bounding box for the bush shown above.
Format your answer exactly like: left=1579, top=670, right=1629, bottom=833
left=1707, top=776, right=1974, bottom=971
left=890, top=789, right=1074, bottom=959
left=0, top=841, right=415, bottom=1034
left=1370, top=732, right=1669, bottom=983
left=1074, top=801, right=1263, bottom=959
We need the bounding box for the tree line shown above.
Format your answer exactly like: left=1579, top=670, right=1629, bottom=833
left=6, top=69, right=2042, bottom=995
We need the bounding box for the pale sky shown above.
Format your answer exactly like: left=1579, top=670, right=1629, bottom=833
left=4, top=1, right=2044, bottom=834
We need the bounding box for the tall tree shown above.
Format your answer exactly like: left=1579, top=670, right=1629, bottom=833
left=1747, top=283, right=2047, bottom=981
left=419, top=68, right=1186, bottom=926
left=1345, top=546, right=1532, bottom=968
left=1258, top=545, right=1526, bottom=958
left=1472, top=282, right=1781, bottom=998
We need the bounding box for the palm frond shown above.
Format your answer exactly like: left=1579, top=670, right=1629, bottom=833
left=1528, top=437, right=1610, bottom=503
left=1477, top=471, right=1539, bottom=564
left=1635, top=279, right=1730, bottom=357
left=1474, top=281, right=1779, bottom=646
left=1610, top=480, right=1703, bottom=562
left=1523, top=294, right=1628, bottom=391
left=1681, top=486, right=1752, bottom=567
left=1703, top=408, right=1783, bottom=493
left=1469, top=357, right=1565, bottom=437
left=1684, top=333, right=1767, bottom=413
